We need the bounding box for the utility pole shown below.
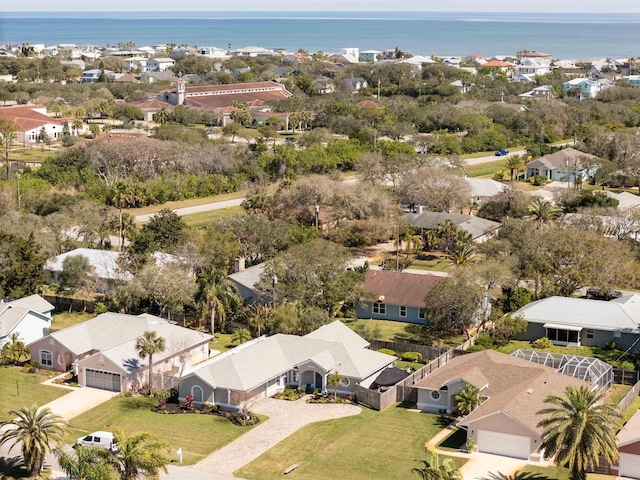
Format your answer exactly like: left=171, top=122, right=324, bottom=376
left=314, top=198, right=319, bottom=229
left=377, top=79, right=381, bottom=100
left=396, top=225, right=400, bottom=271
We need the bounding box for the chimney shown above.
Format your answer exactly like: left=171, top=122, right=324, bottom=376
left=234, top=257, right=246, bottom=273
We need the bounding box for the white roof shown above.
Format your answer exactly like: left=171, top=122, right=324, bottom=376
left=618, top=408, right=640, bottom=446
left=44, top=312, right=211, bottom=363
left=399, top=55, right=435, bottom=66
left=45, top=248, right=130, bottom=281
left=188, top=321, right=394, bottom=391
left=304, top=320, right=370, bottom=349
left=515, top=295, right=640, bottom=332
left=603, top=191, right=640, bottom=211
left=152, top=57, right=174, bottom=63
left=465, top=177, right=506, bottom=198
left=4, top=294, right=54, bottom=314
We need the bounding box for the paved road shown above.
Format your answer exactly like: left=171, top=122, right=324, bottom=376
left=194, top=396, right=361, bottom=477
left=133, top=198, right=245, bottom=223
left=464, top=150, right=527, bottom=166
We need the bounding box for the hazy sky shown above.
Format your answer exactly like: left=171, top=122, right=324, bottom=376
left=5, top=0, right=640, bottom=12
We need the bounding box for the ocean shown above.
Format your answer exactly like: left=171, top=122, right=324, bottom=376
left=1, top=11, right=640, bottom=59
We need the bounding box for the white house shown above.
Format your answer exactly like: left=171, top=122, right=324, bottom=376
left=125, top=57, right=149, bottom=73
left=563, top=78, right=605, bottom=99
left=513, top=57, right=551, bottom=82
left=147, top=57, right=175, bottom=72
left=340, top=47, right=360, bottom=58
left=195, top=46, right=228, bottom=58
left=0, top=295, right=54, bottom=348
left=360, top=50, right=382, bottom=62
left=0, top=105, right=73, bottom=145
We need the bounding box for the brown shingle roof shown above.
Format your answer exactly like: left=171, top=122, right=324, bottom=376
left=417, top=350, right=591, bottom=433
left=357, top=270, right=442, bottom=308
left=525, top=147, right=598, bottom=170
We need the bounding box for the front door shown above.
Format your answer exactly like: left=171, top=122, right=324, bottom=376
left=315, top=372, right=323, bottom=390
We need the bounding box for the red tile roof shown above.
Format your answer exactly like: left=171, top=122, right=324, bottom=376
left=0, top=105, right=65, bottom=131
left=483, top=60, right=513, bottom=67
left=357, top=100, right=383, bottom=109
left=357, top=270, right=442, bottom=308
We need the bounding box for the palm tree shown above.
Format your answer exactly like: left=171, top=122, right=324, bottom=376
left=248, top=305, right=273, bottom=337
left=525, top=198, right=562, bottom=225
left=0, top=406, right=67, bottom=477
left=405, top=233, right=424, bottom=254
left=537, top=386, right=620, bottom=480
left=135, top=330, right=166, bottom=395
left=327, top=371, right=343, bottom=399
left=55, top=445, right=115, bottom=480
left=455, top=384, right=482, bottom=415
left=231, top=328, right=252, bottom=345
left=195, top=269, right=242, bottom=338
left=0, top=331, right=30, bottom=364
left=412, top=451, right=463, bottom=480
left=504, top=154, right=525, bottom=181
left=111, top=181, right=134, bottom=252
left=106, top=431, right=170, bottom=480
left=446, top=241, right=477, bottom=267
left=152, top=107, right=171, bottom=125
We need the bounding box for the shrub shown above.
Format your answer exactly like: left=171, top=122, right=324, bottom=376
left=616, top=360, right=635, bottom=370
left=532, top=337, right=553, bottom=349
left=605, top=340, right=617, bottom=350
left=378, top=348, right=396, bottom=356
left=401, top=352, right=422, bottom=363
left=474, top=333, right=494, bottom=349
left=531, top=175, right=548, bottom=186
left=94, top=302, right=108, bottom=315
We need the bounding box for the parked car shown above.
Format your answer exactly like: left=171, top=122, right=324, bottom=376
left=495, top=149, right=509, bottom=156
left=76, top=431, right=118, bottom=452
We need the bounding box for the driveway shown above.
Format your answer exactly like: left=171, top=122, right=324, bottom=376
left=460, top=452, right=529, bottom=480
left=193, top=396, right=361, bottom=477
left=39, top=376, right=119, bottom=421
left=133, top=198, right=244, bottom=223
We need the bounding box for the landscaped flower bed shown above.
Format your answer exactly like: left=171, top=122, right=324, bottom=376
left=152, top=398, right=260, bottom=426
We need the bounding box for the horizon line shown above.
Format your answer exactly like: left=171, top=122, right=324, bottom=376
left=2, top=9, right=638, bottom=13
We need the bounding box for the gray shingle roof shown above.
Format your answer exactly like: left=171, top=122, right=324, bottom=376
left=188, top=321, right=395, bottom=391
left=403, top=212, right=501, bottom=240
left=525, top=147, right=598, bottom=171
left=5, top=294, right=54, bottom=314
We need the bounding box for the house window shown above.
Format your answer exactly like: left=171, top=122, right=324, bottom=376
left=430, top=390, right=441, bottom=401
left=373, top=302, right=386, bottom=315
left=546, top=327, right=580, bottom=344
left=191, top=385, right=203, bottom=403
left=419, top=309, right=426, bottom=320
left=586, top=329, right=594, bottom=339
left=40, top=350, right=53, bottom=367
left=399, top=306, right=407, bottom=317
left=614, top=331, right=622, bottom=341
left=340, top=377, right=350, bottom=387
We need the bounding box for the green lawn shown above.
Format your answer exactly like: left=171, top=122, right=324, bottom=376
left=9, top=148, right=56, bottom=163
left=409, top=254, right=453, bottom=272
left=620, top=396, right=640, bottom=425
left=344, top=319, right=466, bottom=347
left=438, top=427, right=467, bottom=451
left=497, top=340, right=630, bottom=366
left=210, top=333, right=236, bottom=353
left=126, top=190, right=247, bottom=217
left=51, top=311, right=95, bottom=330
left=236, top=404, right=465, bottom=480
left=0, top=366, right=69, bottom=421
left=181, top=206, right=245, bottom=228
left=465, top=159, right=506, bottom=178
left=604, top=384, right=631, bottom=405
left=66, top=396, right=264, bottom=465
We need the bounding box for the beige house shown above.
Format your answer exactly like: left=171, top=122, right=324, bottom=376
left=29, top=313, right=212, bottom=392
left=415, top=350, right=593, bottom=460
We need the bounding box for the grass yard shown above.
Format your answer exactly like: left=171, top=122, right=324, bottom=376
left=236, top=404, right=465, bottom=480
left=410, top=253, right=453, bottom=272
left=498, top=340, right=630, bottom=367
left=344, top=319, right=466, bottom=347
left=51, top=311, right=95, bottom=330
left=620, top=396, right=640, bottom=425
left=465, top=159, right=505, bottom=178
left=438, top=427, right=467, bottom=451
left=181, top=205, right=244, bottom=228
left=66, top=396, right=264, bottom=465
left=604, top=384, right=631, bottom=405
left=0, top=366, right=69, bottom=421
left=125, top=190, right=247, bottom=217
left=210, top=333, right=236, bottom=353
left=9, top=147, right=56, bottom=163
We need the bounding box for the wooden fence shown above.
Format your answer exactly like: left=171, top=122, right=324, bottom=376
left=369, top=340, right=442, bottom=361
left=616, top=379, right=640, bottom=413
left=44, top=295, right=97, bottom=314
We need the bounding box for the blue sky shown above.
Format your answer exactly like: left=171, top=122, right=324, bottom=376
left=5, top=0, right=640, bottom=12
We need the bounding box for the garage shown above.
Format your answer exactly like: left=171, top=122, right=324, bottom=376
left=619, top=453, right=640, bottom=479
left=85, top=368, right=121, bottom=392
left=477, top=430, right=531, bottom=459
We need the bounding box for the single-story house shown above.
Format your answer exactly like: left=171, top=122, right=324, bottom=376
left=0, top=294, right=55, bottom=347
left=514, top=294, right=640, bottom=351
left=179, top=320, right=395, bottom=410
left=464, top=177, right=506, bottom=205
left=612, top=408, right=640, bottom=479
left=415, top=349, right=592, bottom=460
left=228, top=260, right=265, bottom=304
left=403, top=211, right=501, bottom=243
left=0, top=105, right=80, bottom=145
left=29, top=313, right=212, bottom=391
left=356, top=269, right=442, bottom=324
left=524, top=148, right=599, bottom=183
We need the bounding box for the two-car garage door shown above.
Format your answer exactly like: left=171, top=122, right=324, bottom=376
left=85, top=368, right=122, bottom=392
left=477, top=430, right=531, bottom=459
left=619, top=453, right=640, bottom=479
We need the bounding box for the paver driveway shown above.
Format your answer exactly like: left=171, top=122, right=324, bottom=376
left=194, top=396, right=361, bottom=477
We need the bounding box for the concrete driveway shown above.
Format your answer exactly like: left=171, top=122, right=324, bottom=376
left=39, top=381, right=118, bottom=421
left=194, top=396, right=361, bottom=477
left=460, top=452, right=529, bottom=480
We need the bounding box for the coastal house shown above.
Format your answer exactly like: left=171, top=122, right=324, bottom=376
left=124, top=56, right=149, bottom=73
left=403, top=211, right=501, bottom=243
left=312, top=76, right=336, bottom=95
left=480, top=59, right=513, bottom=75
left=518, top=85, right=553, bottom=101
left=524, top=148, right=599, bottom=183
left=233, top=46, right=276, bottom=57
left=179, top=320, right=395, bottom=410
left=513, top=57, right=551, bottom=82
left=343, top=77, right=369, bottom=93
left=355, top=270, right=442, bottom=324
left=360, top=50, right=382, bottom=62
left=147, top=57, right=175, bottom=72
left=195, top=46, right=228, bottom=58
left=514, top=294, right=640, bottom=351
left=29, top=313, right=212, bottom=391
left=0, top=295, right=55, bottom=348
left=415, top=349, right=595, bottom=460
left=81, top=69, right=116, bottom=83
left=563, top=77, right=605, bottom=99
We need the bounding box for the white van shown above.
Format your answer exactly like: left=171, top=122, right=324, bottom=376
left=75, top=431, right=119, bottom=452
